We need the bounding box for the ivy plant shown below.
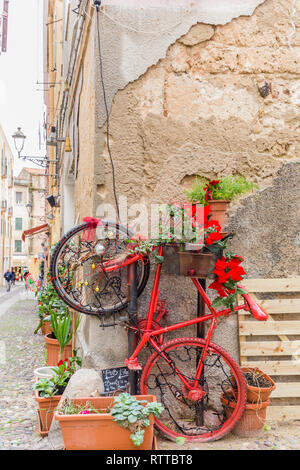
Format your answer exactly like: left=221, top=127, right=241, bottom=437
left=110, top=393, right=164, bottom=447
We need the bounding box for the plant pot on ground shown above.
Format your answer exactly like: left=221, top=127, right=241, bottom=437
left=44, top=332, right=72, bottom=366
left=34, top=355, right=82, bottom=435
left=55, top=393, right=163, bottom=450
left=45, top=311, right=80, bottom=366
left=228, top=367, right=276, bottom=404
left=221, top=395, right=270, bottom=438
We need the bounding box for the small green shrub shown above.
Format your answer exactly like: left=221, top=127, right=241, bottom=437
left=185, top=176, right=257, bottom=204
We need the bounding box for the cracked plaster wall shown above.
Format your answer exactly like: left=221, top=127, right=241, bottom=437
left=76, top=0, right=300, bottom=375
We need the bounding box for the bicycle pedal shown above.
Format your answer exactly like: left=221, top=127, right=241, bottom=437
left=124, top=358, right=142, bottom=371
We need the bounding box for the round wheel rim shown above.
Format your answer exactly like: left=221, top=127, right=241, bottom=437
left=140, top=337, right=246, bottom=442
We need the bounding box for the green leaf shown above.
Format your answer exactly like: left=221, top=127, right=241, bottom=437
left=175, top=437, right=186, bottom=446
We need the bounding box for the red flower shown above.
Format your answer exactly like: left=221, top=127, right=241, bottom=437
left=205, top=231, right=223, bottom=245
left=227, top=266, right=246, bottom=281
left=227, top=256, right=244, bottom=269
left=209, top=180, right=220, bottom=186
left=208, top=280, right=227, bottom=297
left=214, top=256, right=228, bottom=271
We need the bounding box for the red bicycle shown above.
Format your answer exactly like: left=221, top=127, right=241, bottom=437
left=50, top=219, right=268, bottom=442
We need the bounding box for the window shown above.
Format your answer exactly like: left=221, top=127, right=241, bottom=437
left=15, top=240, right=22, bottom=253
left=16, top=192, right=23, bottom=205
left=15, top=217, right=22, bottom=231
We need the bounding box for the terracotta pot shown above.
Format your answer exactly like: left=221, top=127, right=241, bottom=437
left=55, top=395, right=156, bottom=450
left=208, top=200, right=230, bottom=229
left=35, top=390, right=62, bottom=436
left=221, top=395, right=270, bottom=438
left=41, top=321, right=52, bottom=336
left=229, top=367, right=276, bottom=404
left=44, top=333, right=72, bottom=366
left=242, top=367, right=276, bottom=403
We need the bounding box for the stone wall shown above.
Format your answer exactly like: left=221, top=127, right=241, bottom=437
left=74, top=0, right=300, bottom=375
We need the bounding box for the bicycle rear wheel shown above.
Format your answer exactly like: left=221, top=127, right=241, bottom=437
left=140, top=337, right=246, bottom=442
left=50, top=220, right=150, bottom=315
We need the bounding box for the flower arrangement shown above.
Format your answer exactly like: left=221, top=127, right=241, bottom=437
left=208, top=253, right=247, bottom=311
left=185, top=176, right=256, bottom=205
left=128, top=203, right=247, bottom=310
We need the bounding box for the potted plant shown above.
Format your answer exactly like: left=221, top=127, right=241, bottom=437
left=34, top=353, right=82, bottom=435
left=221, top=367, right=276, bottom=437
left=185, top=176, right=256, bottom=229
left=45, top=311, right=80, bottom=366
left=55, top=392, right=163, bottom=450
left=34, top=271, right=66, bottom=336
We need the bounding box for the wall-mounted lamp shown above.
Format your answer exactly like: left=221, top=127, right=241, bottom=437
left=26, top=202, right=33, bottom=216
left=46, top=195, right=60, bottom=208
left=47, top=126, right=57, bottom=147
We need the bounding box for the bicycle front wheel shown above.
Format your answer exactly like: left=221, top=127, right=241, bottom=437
left=140, top=337, right=246, bottom=442
left=50, top=220, right=150, bottom=315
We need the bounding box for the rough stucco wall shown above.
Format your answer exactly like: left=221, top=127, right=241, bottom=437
left=74, top=24, right=96, bottom=222
left=76, top=0, right=300, bottom=375
left=96, top=0, right=267, bottom=125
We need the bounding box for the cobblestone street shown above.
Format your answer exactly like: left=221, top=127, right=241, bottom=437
left=0, top=286, right=45, bottom=450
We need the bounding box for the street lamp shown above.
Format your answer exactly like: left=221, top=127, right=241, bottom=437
left=12, top=126, right=58, bottom=169
left=26, top=202, right=33, bottom=217
left=12, top=127, right=26, bottom=155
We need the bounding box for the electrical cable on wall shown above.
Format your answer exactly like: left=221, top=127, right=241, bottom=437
left=94, top=0, right=120, bottom=223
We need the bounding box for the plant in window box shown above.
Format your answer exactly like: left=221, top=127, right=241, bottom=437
left=185, top=176, right=257, bottom=229
left=54, top=393, right=163, bottom=450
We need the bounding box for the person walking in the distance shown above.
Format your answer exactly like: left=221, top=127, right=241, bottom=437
left=4, top=269, right=12, bottom=292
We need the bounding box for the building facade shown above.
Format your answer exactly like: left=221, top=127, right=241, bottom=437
left=12, top=168, right=47, bottom=281
left=44, top=1, right=300, bottom=377
left=0, top=124, right=13, bottom=285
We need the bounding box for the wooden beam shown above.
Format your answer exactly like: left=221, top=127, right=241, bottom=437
left=271, top=382, right=300, bottom=398
left=240, top=340, right=300, bottom=356
left=242, top=278, right=300, bottom=293
left=239, top=321, right=300, bottom=336
left=242, top=360, right=300, bottom=375
left=239, top=298, right=300, bottom=315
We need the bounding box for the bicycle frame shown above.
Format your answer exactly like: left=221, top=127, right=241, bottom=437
left=124, top=245, right=250, bottom=393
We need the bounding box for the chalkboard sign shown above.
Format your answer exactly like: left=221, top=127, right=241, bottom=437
left=102, top=367, right=141, bottom=394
